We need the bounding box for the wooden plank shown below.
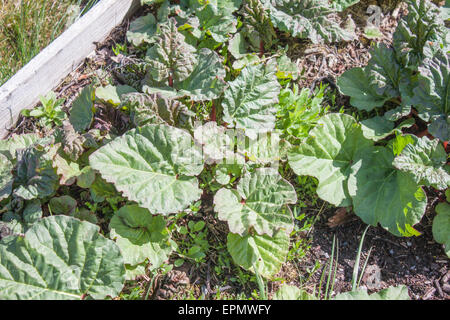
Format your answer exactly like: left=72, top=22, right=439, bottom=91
left=0, top=0, right=141, bottom=138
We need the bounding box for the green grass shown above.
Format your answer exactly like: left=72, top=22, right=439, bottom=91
left=0, top=0, right=99, bottom=86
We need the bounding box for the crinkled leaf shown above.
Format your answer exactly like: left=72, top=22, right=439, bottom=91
left=432, top=202, right=450, bottom=258
left=0, top=215, right=125, bottom=299
left=241, top=0, right=276, bottom=51
left=236, top=131, right=283, bottom=164
left=13, top=147, right=59, bottom=200
left=412, top=52, right=449, bottom=140
left=53, top=153, right=81, bottom=186
left=122, top=93, right=194, bottom=129
left=214, top=168, right=296, bottom=236
left=69, top=86, right=95, bottom=133
left=144, top=48, right=227, bottom=101
left=0, top=154, right=13, bottom=201
left=0, top=133, right=40, bottom=161
left=90, top=124, right=204, bottom=215
left=196, top=3, right=237, bottom=43
left=393, top=0, right=447, bottom=69
left=222, top=61, right=280, bottom=137
left=194, top=122, right=234, bottom=164
left=61, top=121, right=85, bottom=161
left=227, top=230, right=289, bottom=279
left=334, top=285, right=410, bottom=300
left=288, top=113, right=373, bottom=207
left=393, top=136, right=449, bottom=190
left=126, top=13, right=157, bottom=46
left=145, top=18, right=197, bottom=85
left=266, top=0, right=355, bottom=44
left=349, top=146, right=427, bottom=237
left=109, top=205, right=173, bottom=268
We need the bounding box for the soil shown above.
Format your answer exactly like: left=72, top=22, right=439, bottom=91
left=6, top=1, right=449, bottom=300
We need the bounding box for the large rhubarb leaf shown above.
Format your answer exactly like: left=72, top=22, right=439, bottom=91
left=393, top=0, right=447, bottom=70
left=432, top=202, right=450, bottom=258
left=334, top=285, right=410, bottom=300
left=337, top=44, right=403, bottom=111
left=196, top=2, right=237, bottom=43
left=0, top=215, right=125, bottom=300
left=393, top=136, right=449, bottom=190
left=288, top=113, right=372, bottom=207
left=194, top=121, right=234, bottom=164
left=222, top=62, right=280, bottom=138
left=145, top=18, right=197, bottom=86
left=266, top=0, right=355, bottom=44
left=144, top=48, right=227, bottom=101
left=109, top=205, right=174, bottom=269
left=412, top=52, right=449, bottom=141
left=349, top=146, right=427, bottom=237
left=337, top=68, right=391, bottom=111
left=126, top=13, right=157, bottom=46
left=0, top=133, right=40, bottom=161
left=89, top=124, right=204, bottom=215
left=227, top=230, right=289, bottom=279
left=121, top=93, right=194, bottom=129
left=214, top=168, right=296, bottom=237
left=13, top=147, right=59, bottom=200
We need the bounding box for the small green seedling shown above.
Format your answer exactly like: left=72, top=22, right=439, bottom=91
left=21, top=91, right=66, bottom=128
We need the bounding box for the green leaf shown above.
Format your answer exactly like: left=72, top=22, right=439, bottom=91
left=349, top=146, right=427, bottom=237
left=393, top=136, right=449, bottom=190
left=175, top=48, right=227, bottom=101
left=69, top=86, right=95, bottom=133
left=145, top=18, right=197, bottom=85
left=194, top=121, right=234, bottom=163
left=331, top=0, right=359, bottom=12
left=288, top=113, right=373, bottom=207
left=241, top=0, right=277, bottom=52
left=89, top=124, right=204, bottom=215
left=126, top=13, right=157, bottom=46
left=276, top=55, right=299, bottom=80
left=214, top=168, right=297, bottom=236
left=273, top=285, right=317, bottom=300
left=95, top=85, right=136, bottom=107
left=337, top=68, right=390, bottom=111
left=49, top=196, right=77, bottom=215
left=122, top=93, right=194, bottom=129
left=196, top=3, right=237, bottom=43
left=144, top=48, right=227, bottom=101
left=393, top=0, right=447, bottom=69
left=334, top=285, right=410, bottom=300
left=109, top=205, right=173, bottom=268
left=0, top=215, right=125, bottom=299
left=22, top=200, right=43, bottom=226
left=266, top=0, right=355, bottom=44
left=222, top=62, right=280, bottom=137
left=0, top=153, right=13, bottom=201
left=227, top=230, right=289, bottom=279
left=412, top=52, right=449, bottom=141
left=13, top=147, right=59, bottom=200
left=0, top=133, right=41, bottom=161
left=432, top=202, right=450, bottom=258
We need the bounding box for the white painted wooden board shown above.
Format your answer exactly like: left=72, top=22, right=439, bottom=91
left=0, top=0, right=141, bottom=138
